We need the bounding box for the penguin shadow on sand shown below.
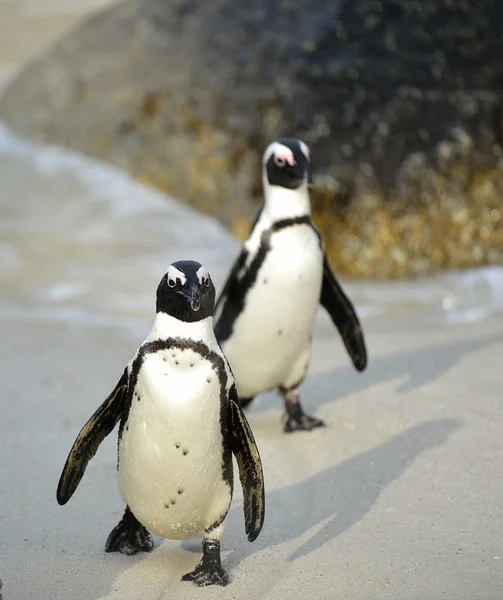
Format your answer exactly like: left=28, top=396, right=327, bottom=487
left=222, top=417, right=461, bottom=567
left=177, top=332, right=490, bottom=575
left=298, top=331, right=503, bottom=415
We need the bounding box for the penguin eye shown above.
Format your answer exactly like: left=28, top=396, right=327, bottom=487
left=274, top=155, right=286, bottom=167
left=203, top=276, right=210, bottom=287
left=167, top=277, right=177, bottom=288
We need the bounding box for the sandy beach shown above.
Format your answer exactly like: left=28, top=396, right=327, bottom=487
left=1, top=124, right=502, bottom=600
left=1, top=2, right=503, bottom=599
left=2, top=294, right=503, bottom=600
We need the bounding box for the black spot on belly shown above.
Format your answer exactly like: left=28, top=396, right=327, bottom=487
left=182, top=449, right=189, bottom=456
left=137, top=395, right=141, bottom=402
left=175, top=360, right=179, bottom=365
left=126, top=425, right=129, bottom=432
left=263, top=278, right=268, bottom=284
left=278, top=329, right=283, bottom=336
left=178, top=489, right=184, bottom=495
left=175, top=443, right=180, bottom=449
left=206, top=377, right=211, bottom=383
left=163, top=356, right=167, bottom=362
left=170, top=499, right=176, bottom=506
left=190, top=362, right=194, bottom=367
left=164, top=503, right=170, bottom=509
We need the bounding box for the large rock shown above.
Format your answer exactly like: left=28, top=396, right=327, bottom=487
left=1, top=0, right=503, bottom=278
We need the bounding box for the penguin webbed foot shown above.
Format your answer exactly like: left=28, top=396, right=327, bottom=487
left=182, top=562, right=229, bottom=587
left=284, top=413, right=326, bottom=433
left=282, top=390, right=325, bottom=433
left=182, top=540, right=229, bottom=587
left=105, top=506, right=154, bottom=555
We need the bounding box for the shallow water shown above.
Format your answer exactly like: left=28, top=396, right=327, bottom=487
left=1, top=122, right=503, bottom=336
left=0, top=123, right=240, bottom=336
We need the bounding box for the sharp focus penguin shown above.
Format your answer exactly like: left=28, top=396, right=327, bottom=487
left=57, top=260, right=265, bottom=586
left=214, top=139, right=367, bottom=433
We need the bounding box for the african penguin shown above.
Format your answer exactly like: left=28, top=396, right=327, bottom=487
left=214, top=139, right=367, bottom=433
left=57, top=260, right=265, bottom=587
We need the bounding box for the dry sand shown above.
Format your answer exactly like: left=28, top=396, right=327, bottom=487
left=2, top=308, right=503, bottom=600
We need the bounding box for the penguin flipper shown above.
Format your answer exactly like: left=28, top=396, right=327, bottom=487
left=320, top=256, right=367, bottom=371
left=56, top=370, right=128, bottom=505
left=228, top=386, right=265, bottom=542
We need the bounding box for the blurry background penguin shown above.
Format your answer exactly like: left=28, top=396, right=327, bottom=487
left=214, top=139, right=367, bottom=433
left=57, top=261, right=265, bottom=587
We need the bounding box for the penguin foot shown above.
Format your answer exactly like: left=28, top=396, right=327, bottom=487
left=283, top=391, right=326, bottom=433
left=182, top=562, right=229, bottom=587
left=284, top=413, right=326, bottom=433
left=182, top=539, right=229, bottom=587
left=105, top=506, right=154, bottom=555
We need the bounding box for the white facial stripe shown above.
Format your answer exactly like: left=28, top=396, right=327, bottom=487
left=262, top=142, right=296, bottom=166
left=196, top=265, right=210, bottom=284
left=299, top=141, right=310, bottom=161
left=166, top=265, right=186, bottom=285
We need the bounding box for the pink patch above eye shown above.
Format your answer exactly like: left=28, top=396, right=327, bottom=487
left=196, top=269, right=210, bottom=284
left=274, top=153, right=295, bottom=167
left=166, top=266, right=187, bottom=286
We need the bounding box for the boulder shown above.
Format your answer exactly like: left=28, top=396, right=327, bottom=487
left=1, top=0, right=503, bottom=278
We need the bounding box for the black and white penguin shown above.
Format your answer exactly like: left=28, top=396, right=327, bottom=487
left=57, top=260, right=265, bottom=586
left=214, top=139, right=367, bottom=433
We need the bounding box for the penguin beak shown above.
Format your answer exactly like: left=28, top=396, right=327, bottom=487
left=184, top=282, right=201, bottom=312
left=287, top=159, right=311, bottom=186
left=288, top=162, right=305, bottom=181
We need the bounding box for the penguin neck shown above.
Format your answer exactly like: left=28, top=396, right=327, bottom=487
left=146, top=312, right=216, bottom=345
left=262, top=179, right=311, bottom=224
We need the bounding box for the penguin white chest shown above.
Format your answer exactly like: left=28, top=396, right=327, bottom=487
left=225, top=225, right=324, bottom=396
left=118, top=347, right=232, bottom=540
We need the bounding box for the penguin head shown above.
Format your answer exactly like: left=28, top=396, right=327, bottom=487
left=263, top=138, right=311, bottom=190
left=156, top=260, right=216, bottom=322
